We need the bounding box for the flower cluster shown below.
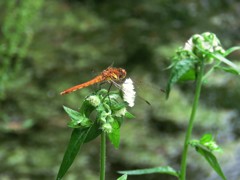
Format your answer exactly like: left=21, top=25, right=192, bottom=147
left=173, top=32, right=226, bottom=64
left=121, top=78, right=136, bottom=107
left=86, top=89, right=133, bottom=133
left=184, top=32, right=225, bottom=63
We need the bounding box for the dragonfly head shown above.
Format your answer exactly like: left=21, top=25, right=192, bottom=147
left=104, top=67, right=127, bottom=81
left=117, top=68, right=127, bottom=80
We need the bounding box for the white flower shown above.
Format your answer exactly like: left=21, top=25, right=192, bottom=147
left=121, top=78, right=136, bottom=107
left=184, top=37, right=194, bottom=51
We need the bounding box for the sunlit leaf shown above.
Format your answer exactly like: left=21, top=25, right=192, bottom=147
left=108, top=120, right=120, bottom=149
left=166, top=59, right=196, bottom=99
left=117, top=174, right=128, bottom=180
left=118, top=166, right=179, bottom=177
left=199, top=133, right=213, bottom=144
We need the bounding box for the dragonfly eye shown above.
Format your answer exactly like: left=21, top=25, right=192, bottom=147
left=118, top=68, right=127, bottom=80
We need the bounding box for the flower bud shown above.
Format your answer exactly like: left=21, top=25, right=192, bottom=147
left=86, top=95, right=101, bottom=107
left=102, top=123, right=112, bottom=133
left=215, top=46, right=225, bottom=55
left=99, top=111, right=110, bottom=123
left=192, top=34, right=204, bottom=45
left=114, top=107, right=127, bottom=117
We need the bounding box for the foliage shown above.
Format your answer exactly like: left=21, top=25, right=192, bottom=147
left=120, top=32, right=240, bottom=180
left=57, top=89, right=134, bottom=179
left=119, top=166, right=179, bottom=177
left=0, top=0, right=43, bottom=99
left=1, top=0, right=240, bottom=179
left=189, top=134, right=226, bottom=180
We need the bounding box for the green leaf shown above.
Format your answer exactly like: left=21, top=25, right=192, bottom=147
left=110, top=100, right=126, bottom=111
left=178, top=68, right=196, bottom=82
left=63, top=106, right=92, bottom=128
left=56, top=128, right=89, bottom=180
left=108, top=120, right=120, bottom=149
left=199, top=133, right=213, bottom=144
left=117, top=174, right=128, bottom=180
left=224, top=46, right=240, bottom=56
left=84, top=120, right=102, bottom=143
left=194, top=145, right=227, bottom=180
left=79, top=99, right=96, bottom=116
left=211, top=53, right=240, bottom=74
left=166, top=59, right=196, bottom=99
left=215, top=65, right=240, bottom=75
left=63, top=106, right=82, bottom=122
left=118, top=166, right=179, bottom=177
left=125, top=111, right=135, bottom=119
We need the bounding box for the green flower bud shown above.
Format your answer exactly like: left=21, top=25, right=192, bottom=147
left=204, top=141, right=220, bottom=151
left=114, top=107, right=127, bottom=117
left=215, top=46, right=225, bottom=55
left=86, top=95, right=101, bottom=107
left=102, top=123, right=112, bottom=133
left=107, top=116, right=115, bottom=123
left=99, top=111, right=110, bottom=123
left=202, top=32, right=220, bottom=47
left=192, top=34, right=204, bottom=45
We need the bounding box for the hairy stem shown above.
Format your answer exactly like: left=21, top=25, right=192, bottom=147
left=100, top=132, right=106, bottom=180
left=180, top=61, right=204, bottom=180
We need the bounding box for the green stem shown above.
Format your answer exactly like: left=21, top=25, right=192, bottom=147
left=100, top=132, right=106, bottom=180
left=179, top=61, right=204, bottom=180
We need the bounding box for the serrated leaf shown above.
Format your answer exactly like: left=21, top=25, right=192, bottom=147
left=63, top=106, right=92, bottom=128
left=108, top=120, right=120, bottom=149
left=63, top=106, right=83, bottom=122
left=194, top=145, right=227, bottom=180
left=117, top=174, right=128, bottom=180
left=166, top=59, right=196, bottom=99
left=118, top=166, right=179, bottom=177
left=56, top=128, right=89, bottom=180
left=224, top=46, right=240, bottom=56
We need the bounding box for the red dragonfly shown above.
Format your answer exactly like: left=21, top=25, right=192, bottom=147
left=60, top=67, right=127, bottom=95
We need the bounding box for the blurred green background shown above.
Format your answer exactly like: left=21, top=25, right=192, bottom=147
left=0, top=0, right=240, bottom=180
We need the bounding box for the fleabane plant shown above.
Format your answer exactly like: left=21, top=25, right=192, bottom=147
left=167, top=32, right=240, bottom=97
left=56, top=86, right=135, bottom=180
left=119, top=32, right=240, bottom=180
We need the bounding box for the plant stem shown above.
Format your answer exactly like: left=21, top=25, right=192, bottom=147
left=100, top=132, right=106, bottom=180
left=179, top=61, right=204, bottom=180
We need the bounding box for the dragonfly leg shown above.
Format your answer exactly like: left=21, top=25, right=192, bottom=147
left=102, top=83, right=113, bottom=107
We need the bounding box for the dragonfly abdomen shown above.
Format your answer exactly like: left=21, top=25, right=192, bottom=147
left=60, top=75, right=105, bottom=95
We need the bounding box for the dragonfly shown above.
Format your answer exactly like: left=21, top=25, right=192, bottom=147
left=60, top=66, right=164, bottom=107
left=60, top=67, right=127, bottom=95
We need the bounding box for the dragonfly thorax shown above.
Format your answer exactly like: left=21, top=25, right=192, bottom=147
left=102, top=67, right=127, bottom=82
